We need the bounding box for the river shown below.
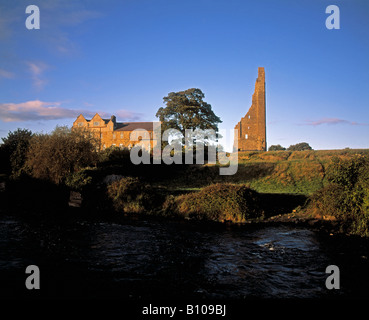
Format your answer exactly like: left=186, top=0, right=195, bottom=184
left=0, top=213, right=368, bottom=299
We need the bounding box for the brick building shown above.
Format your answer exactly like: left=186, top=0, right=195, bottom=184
left=73, top=113, right=158, bottom=150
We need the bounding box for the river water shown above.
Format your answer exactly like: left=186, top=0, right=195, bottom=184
left=0, top=214, right=368, bottom=299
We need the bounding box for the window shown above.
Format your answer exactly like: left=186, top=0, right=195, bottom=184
left=78, top=122, right=84, bottom=127
left=245, top=134, right=248, bottom=139
left=120, top=132, right=124, bottom=139
left=119, top=143, right=123, bottom=148
left=113, top=133, right=116, bottom=139
left=248, top=115, right=250, bottom=119
left=94, top=121, right=100, bottom=126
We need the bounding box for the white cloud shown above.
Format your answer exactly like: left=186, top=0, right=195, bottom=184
left=301, top=118, right=368, bottom=126
left=0, top=100, right=144, bottom=122
left=116, top=109, right=144, bottom=121
left=26, top=61, right=49, bottom=90
left=0, top=100, right=69, bottom=122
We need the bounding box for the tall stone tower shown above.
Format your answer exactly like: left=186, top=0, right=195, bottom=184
left=234, top=67, right=266, bottom=151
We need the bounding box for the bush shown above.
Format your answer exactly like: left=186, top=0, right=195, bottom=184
left=0, top=128, right=33, bottom=176
left=65, top=170, right=93, bottom=192
left=308, top=155, right=369, bottom=236
left=107, top=177, right=162, bottom=214
left=97, top=146, right=131, bottom=165
left=309, top=184, right=348, bottom=218
left=24, top=126, right=98, bottom=184
left=174, top=183, right=262, bottom=222
left=326, top=156, right=367, bottom=188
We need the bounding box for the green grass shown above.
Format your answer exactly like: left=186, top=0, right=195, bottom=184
left=155, top=149, right=369, bottom=196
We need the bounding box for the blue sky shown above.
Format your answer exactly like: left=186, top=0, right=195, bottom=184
left=1, top=0, right=368, bottom=151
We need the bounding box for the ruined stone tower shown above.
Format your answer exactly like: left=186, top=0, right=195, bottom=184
left=234, top=67, right=266, bottom=151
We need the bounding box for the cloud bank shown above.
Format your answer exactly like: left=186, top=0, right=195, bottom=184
left=301, top=118, right=368, bottom=126
left=0, top=100, right=144, bottom=122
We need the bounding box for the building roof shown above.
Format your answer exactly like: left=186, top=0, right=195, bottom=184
left=115, top=122, right=156, bottom=131
left=76, top=114, right=157, bottom=131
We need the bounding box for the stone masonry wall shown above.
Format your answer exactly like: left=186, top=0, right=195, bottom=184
left=73, top=114, right=155, bottom=151
left=234, top=67, right=266, bottom=151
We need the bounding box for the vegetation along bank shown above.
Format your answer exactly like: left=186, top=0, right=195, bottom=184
left=1, top=127, right=369, bottom=237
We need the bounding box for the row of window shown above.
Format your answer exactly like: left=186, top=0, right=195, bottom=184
left=77, top=122, right=114, bottom=129
left=78, top=122, right=102, bottom=126
left=75, top=126, right=153, bottom=139
left=99, top=132, right=152, bottom=139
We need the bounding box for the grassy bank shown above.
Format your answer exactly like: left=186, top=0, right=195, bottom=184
left=2, top=147, right=369, bottom=236
left=156, top=149, right=369, bottom=195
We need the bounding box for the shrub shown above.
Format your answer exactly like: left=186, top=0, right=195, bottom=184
left=326, top=155, right=367, bottom=188
left=162, top=195, right=181, bottom=217
left=0, top=128, right=33, bottom=176
left=24, top=126, right=98, bottom=184
left=97, top=146, right=131, bottom=165
left=309, top=184, right=347, bottom=218
left=308, top=155, right=369, bottom=236
left=174, top=183, right=262, bottom=222
left=65, top=170, right=93, bottom=192
left=107, top=177, right=161, bottom=214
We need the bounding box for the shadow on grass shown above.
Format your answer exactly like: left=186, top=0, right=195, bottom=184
left=259, top=193, right=308, bottom=218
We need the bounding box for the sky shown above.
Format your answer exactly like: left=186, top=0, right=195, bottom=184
left=0, top=0, right=368, bottom=151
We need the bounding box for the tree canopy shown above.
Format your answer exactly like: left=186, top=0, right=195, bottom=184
left=156, top=88, right=222, bottom=141
left=0, top=128, right=33, bottom=176
left=287, top=142, right=313, bottom=151
left=24, top=126, right=98, bottom=184
left=268, top=144, right=286, bottom=151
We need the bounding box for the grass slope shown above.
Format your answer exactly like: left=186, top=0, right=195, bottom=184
left=160, top=149, right=369, bottom=196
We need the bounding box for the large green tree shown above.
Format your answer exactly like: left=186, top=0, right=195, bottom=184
left=156, top=88, right=222, bottom=143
